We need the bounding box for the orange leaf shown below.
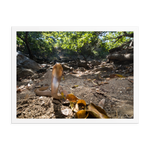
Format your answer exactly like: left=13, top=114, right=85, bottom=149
left=77, top=99, right=86, bottom=106
left=66, top=94, right=78, bottom=102
left=75, top=110, right=89, bottom=118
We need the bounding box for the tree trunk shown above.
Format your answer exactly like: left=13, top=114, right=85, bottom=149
left=17, top=32, right=34, bottom=60
left=25, top=32, right=34, bottom=59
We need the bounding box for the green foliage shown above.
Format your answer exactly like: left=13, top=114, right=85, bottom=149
left=101, top=31, right=133, bottom=51
left=17, top=32, right=56, bottom=58
left=17, top=31, right=133, bottom=61
left=17, top=36, right=24, bottom=48
left=52, top=32, right=98, bottom=51
left=51, top=32, right=100, bottom=60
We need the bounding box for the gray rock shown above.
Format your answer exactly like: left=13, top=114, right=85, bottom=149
left=17, top=68, right=36, bottom=79
left=17, top=51, right=41, bottom=71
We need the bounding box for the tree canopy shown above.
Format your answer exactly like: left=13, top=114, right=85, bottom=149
left=17, top=31, right=133, bottom=61
left=101, top=31, right=133, bottom=50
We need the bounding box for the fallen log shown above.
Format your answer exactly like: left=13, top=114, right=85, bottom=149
left=107, top=53, right=133, bottom=62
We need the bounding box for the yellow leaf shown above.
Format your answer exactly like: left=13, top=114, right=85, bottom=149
left=72, top=85, right=78, bottom=88
left=115, top=74, right=125, bottom=78
left=70, top=102, right=74, bottom=110
left=61, top=92, right=66, bottom=99
left=59, top=87, right=68, bottom=97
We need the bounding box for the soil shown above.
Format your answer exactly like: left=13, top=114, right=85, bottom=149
left=17, top=62, right=134, bottom=119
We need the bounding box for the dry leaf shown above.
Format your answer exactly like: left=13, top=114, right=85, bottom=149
left=59, top=87, right=68, bottom=97
left=75, top=110, right=89, bottom=118
left=77, top=99, right=86, bottom=106
left=115, top=74, right=125, bottom=78
left=87, top=103, right=109, bottom=118
left=17, top=85, right=25, bottom=92
left=17, top=89, right=22, bottom=93
left=72, top=85, right=78, bottom=88
left=72, top=71, right=78, bottom=74
left=70, top=102, right=74, bottom=110
left=128, top=79, right=133, bottom=83
left=92, top=80, right=98, bottom=85
left=61, top=92, right=65, bottom=99
left=98, top=82, right=104, bottom=85
left=38, top=86, right=49, bottom=91
left=126, top=87, right=132, bottom=91
left=104, top=82, right=109, bottom=84
left=110, top=74, right=117, bottom=78
left=87, top=79, right=91, bottom=81
left=35, top=85, right=41, bottom=88
left=106, top=78, right=110, bottom=81
left=66, top=94, right=78, bottom=102
left=24, top=94, right=29, bottom=99
left=73, top=103, right=79, bottom=112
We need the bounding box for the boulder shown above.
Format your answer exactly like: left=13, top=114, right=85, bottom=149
left=17, top=67, right=37, bottom=79
left=17, top=51, right=41, bottom=71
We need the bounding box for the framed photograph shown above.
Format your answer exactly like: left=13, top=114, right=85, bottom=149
left=12, top=26, right=138, bottom=123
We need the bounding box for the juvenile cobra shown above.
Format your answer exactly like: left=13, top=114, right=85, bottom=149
left=34, top=63, right=63, bottom=99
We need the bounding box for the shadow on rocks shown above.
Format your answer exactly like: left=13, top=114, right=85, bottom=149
left=52, top=99, right=66, bottom=118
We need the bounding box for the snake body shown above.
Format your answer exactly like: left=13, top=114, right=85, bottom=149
left=34, top=63, right=63, bottom=99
